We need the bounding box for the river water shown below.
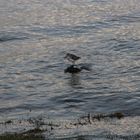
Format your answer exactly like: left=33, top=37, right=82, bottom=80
left=0, top=0, right=140, bottom=139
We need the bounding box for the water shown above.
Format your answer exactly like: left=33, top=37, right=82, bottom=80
left=0, top=0, right=140, bottom=138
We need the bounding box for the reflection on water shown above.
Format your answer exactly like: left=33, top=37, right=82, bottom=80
left=0, top=0, right=140, bottom=139
left=0, top=0, right=140, bottom=138
left=69, top=73, right=81, bottom=87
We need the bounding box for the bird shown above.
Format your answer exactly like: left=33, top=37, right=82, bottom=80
left=64, top=53, right=80, bottom=64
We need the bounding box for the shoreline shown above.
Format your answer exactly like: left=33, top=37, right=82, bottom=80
left=0, top=112, right=140, bottom=140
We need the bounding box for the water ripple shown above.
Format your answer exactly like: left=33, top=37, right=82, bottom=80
left=0, top=0, right=140, bottom=125
left=0, top=32, right=29, bottom=42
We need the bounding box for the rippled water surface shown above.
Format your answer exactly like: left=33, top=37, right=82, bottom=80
left=0, top=0, right=140, bottom=137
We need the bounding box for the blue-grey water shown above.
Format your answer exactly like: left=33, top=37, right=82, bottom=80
left=0, top=0, right=140, bottom=139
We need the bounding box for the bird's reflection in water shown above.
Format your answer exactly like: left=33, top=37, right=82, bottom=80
left=69, top=73, right=81, bottom=87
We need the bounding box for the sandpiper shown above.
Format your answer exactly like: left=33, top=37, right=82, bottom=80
left=64, top=53, right=80, bottom=64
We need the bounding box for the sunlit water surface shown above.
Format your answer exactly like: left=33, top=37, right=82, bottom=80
left=0, top=0, right=140, bottom=139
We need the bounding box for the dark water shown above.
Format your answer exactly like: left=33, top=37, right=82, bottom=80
left=0, top=0, right=140, bottom=139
